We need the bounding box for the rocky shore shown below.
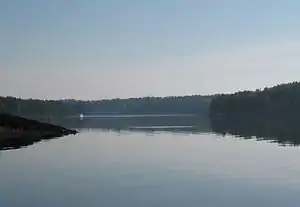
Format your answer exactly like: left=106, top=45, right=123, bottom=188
left=0, top=113, right=77, bottom=150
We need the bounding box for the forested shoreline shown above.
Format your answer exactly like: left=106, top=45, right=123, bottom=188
left=3, top=82, right=300, bottom=121
left=3, top=82, right=300, bottom=147
left=209, top=82, right=300, bottom=120
left=0, top=95, right=212, bottom=118
left=208, top=82, right=300, bottom=144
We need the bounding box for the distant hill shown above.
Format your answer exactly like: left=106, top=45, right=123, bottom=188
left=0, top=95, right=212, bottom=118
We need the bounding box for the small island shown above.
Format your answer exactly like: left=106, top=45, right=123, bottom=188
left=0, top=113, right=77, bottom=150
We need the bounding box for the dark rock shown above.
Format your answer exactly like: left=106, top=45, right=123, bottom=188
left=0, top=113, right=78, bottom=150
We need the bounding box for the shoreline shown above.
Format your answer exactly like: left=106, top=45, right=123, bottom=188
left=0, top=114, right=77, bottom=150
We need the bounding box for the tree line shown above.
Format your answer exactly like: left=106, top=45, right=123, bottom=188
left=0, top=95, right=212, bottom=118
left=209, top=82, right=300, bottom=120
left=209, top=82, right=300, bottom=145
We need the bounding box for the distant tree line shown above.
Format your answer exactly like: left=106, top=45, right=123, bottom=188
left=82, top=96, right=211, bottom=115
left=209, top=82, right=300, bottom=121
left=209, top=82, right=300, bottom=146
left=0, top=97, right=83, bottom=118
left=0, top=95, right=212, bottom=118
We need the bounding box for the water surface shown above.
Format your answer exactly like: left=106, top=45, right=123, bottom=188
left=2, top=126, right=300, bottom=207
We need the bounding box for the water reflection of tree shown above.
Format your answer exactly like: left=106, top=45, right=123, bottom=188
left=210, top=117, right=300, bottom=147
left=0, top=117, right=212, bottom=151
left=54, top=116, right=211, bottom=132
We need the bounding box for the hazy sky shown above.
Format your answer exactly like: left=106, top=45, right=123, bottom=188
left=2, top=0, right=300, bottom=100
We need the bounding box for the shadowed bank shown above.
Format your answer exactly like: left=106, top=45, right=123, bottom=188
left=0, top=113, right=77, bottom=150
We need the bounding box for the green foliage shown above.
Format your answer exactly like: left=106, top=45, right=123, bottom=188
left=0, top=97, right=83, bottom=118
left=83, top=96, right=212, bottom=115
left=209, top=81, right=300, bottom=119
left=209, top=82, right=300, bottom=145
left=0, top=95, right=212, bottom=118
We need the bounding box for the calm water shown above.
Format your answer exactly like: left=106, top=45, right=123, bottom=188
left=2, top=118, right=300, bottom=206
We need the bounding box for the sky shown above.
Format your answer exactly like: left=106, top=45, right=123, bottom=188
left=2, top=0, right=300, bottom=100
